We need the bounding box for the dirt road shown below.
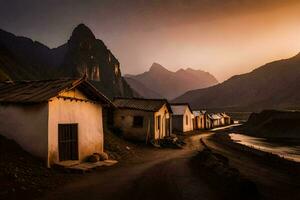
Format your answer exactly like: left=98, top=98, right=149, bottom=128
left=39, top=133, right=220, bottom=200
left=38, top=130, right=300, bottom=200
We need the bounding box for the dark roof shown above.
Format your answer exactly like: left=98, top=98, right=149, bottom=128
left=0, top=78, right=113, bottom=105
left=113, top=97, right=172, bottom=113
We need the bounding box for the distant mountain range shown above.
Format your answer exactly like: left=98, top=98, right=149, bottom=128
left=0, top=24, right=134, bottom=99
left=125, top=63, right=218, bottom=100
left=174, top=53, right=300, bottom=111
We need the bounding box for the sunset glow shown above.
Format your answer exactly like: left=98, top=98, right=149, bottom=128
left=1, top=0, right=300, bottom=81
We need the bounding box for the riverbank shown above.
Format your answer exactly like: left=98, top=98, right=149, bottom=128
left=229, top=133, right=300, bottom=162
left=204, top=131, right=300, bottom=200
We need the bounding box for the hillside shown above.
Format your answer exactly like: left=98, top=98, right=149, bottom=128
left=174, top=53, right=300, bottom=111
left=0, top=24, right=134, bottom=99
left=125, top=63, right=218, bottom=99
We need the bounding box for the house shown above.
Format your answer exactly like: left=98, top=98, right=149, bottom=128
left=221, top=113, right=231, bottom=125
left=113, top=98, right=172, bottom=142
left=192, top=111, right=199, bottom=130
left=210, top=113, right=223, bottom=127
left=0, top=78, right=113, bottom=167
left=170, top=103, right=194, bottom=133
left=192, top=110, right=206, bottom=129
left=205, top=114, right=214, bottom=129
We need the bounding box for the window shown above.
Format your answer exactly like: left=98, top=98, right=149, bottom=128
left=133, top=116, right=144, bottom=128
left=186, top=115, right=188, bottom=125
left=157, top=115, right=161, bottom=130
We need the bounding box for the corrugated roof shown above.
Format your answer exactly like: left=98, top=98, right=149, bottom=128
left=220, top=113, right=230, bottom=118
left=192, top=110, right=206, bottom=116
left=171, top=105, right=187, bottom=115
left=210, top=114, right=223, bottom=120
left=192, top=111, right=200, bottom=116
left=113, top=97, right=171, bottom=112
left=0, top=78, right=112, bottom=105
left=170, top=103, right=192, bottom=115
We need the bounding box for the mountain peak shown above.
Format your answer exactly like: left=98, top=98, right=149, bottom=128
left=149, top=63, right=169, bottom=72
left=69, top=24, right=96, bottom=43
left=186, top=67, right=199, bottom=72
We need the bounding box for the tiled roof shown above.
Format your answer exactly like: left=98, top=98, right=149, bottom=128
left=113, top=97, right=171, bottom=112
left=0, top=78, right=112, bottom=105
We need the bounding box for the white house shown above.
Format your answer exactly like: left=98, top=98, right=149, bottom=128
left=220, top=113, right=231, bottom=125
left=113, top=98, right=172, bottom=142
left=192, top=110, right=206, bottom=129
left=171, top=103, right=194, bottom=133
left=0, top=78, right=112, bottom=167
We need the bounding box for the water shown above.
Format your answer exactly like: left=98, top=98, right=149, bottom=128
left=229, top=133, right=300, bottom=162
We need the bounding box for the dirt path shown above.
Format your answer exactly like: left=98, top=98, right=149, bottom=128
left=39, top=133, right=219, bottom=200
left=38, top=130, right=300, bottom=200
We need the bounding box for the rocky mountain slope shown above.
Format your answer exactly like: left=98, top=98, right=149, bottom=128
left=124, top=77, right=163, bottom=99
left=174, top=53, right=300, bottom=111
left=125, top=63, right=218, bottom=99
left=0, top=24, right=134, bottom=99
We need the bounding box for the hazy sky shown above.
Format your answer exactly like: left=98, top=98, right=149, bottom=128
left=1, top=0, right=300, bottom=81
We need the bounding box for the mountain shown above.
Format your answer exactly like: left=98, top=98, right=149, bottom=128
left=0, top=24, right=134, bottom=99
left=125, top=63, right=218, bottom=99
left=174, top=53, right=300, bottom=111
left=124, top=77, right=163, bottom=99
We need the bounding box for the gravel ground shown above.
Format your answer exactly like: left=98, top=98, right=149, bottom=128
left=0, top=135, right=76, bottom=200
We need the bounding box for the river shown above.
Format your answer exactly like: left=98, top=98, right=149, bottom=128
left=229, top=133, right=300, bottom=162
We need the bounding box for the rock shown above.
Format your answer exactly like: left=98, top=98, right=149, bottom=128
left=92, top=152, right=109, bottom=161
left=86, top=154, right=99, bottom=163
left=98, top=152, right=109, bottom=161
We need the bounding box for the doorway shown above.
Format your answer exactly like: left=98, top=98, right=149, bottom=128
left=58, top=124, right=79, bottom=161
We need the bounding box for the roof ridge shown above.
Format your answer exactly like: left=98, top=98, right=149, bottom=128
left=170, top=103, right=190, bottom=105
left=114, top=97, right=168, bottom=102
left=1, top=78, right=78, bottom=84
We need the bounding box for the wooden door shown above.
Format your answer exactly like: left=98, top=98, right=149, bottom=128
left=58, top=124, right=79, bottom=161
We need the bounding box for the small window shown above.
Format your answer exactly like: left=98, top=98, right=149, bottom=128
left=133, top=116, right=144, bottom=128
left=157, top=115, right=161, bottom=130
left=186, top=115, right=188, bottom=125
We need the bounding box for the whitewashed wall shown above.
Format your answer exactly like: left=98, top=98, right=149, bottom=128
left=183, top=108, right=194, bottom=132
left=48, top=89, right=104, bottom=166
left=113, top=109, right=153, bottom=141
left=154, top=104, right=171, bottom=140
left=0, top=103, right=49, bottom=161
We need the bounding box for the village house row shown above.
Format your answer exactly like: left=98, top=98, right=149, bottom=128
left=0, top=78, right=231, bottom=167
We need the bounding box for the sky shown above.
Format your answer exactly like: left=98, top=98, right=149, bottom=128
left=1, top=0, right=300, bottom=82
